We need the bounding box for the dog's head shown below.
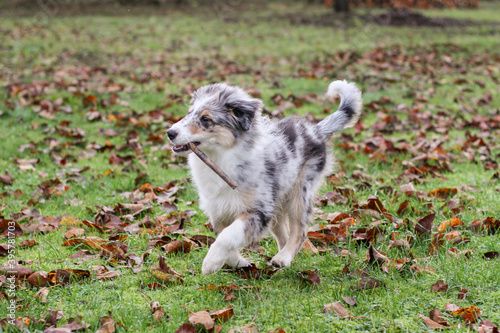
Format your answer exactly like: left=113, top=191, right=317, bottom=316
left=167, top=83, right=263, bottom=154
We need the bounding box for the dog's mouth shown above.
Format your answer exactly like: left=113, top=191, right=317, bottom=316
left=172, top=141, right=200, bottom=153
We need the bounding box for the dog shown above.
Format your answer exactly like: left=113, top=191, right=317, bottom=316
left=167, top=80, right=362, bottom=275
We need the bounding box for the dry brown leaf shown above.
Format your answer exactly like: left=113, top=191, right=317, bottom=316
left=388, top=238, right=410, bottom=250
left=301, top=238, right=319, bottom=255
left=342, top=296, right=356, bottom=306
left=0, top=264, right=34, bottom=278
left=0, top=172, right=13, bottom=185
left=35, top=287, right=49, bottom=303
left=228, top=324, right=259, bottom=333
left=62, top=236, right=106, bottom=249
left=18, top=239, right=37, bottom=248
left=415, top=213, right=435, bottom=236
left=477, top=319, right=499, bottom=333
left=429, top=309, right=450, bottom=327
left=96, top=314, right=116, bottom=333
left=59, top=316, right=91, bottom=331
left=418, top=313, right=444, bottom=329
left=95, top=271, right=121, bottom=280
left=224, top=291, right=237, bottom=301
left=351, top=277, right=384, bottom=290
left=298, top=270, right=321, bottom=288
left=323, top=302, right=350, bottom=317
left=151, top=270, right=183, bottom=285
left=210, top=308, right=234, bottom=322
left=175, top=323, right=196, bottom=333
left=457, top=289, right=468, bottom=300
left=28, top=271, right=50, bottom=287
left=444, top=303, right=460, bottom=312
left=189, top=311, right=214, bottom=331
left=151, top=301, right=167, bottom=323
left=431, top=280, right=448, bottom=292
left=63, top=228, right=85, bottom=239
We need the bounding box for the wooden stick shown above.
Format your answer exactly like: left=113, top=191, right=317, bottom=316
left=188, top=142, right=238, bottom=189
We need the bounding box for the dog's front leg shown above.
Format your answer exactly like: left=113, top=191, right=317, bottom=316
left=202, top=218, right=251, bottom=275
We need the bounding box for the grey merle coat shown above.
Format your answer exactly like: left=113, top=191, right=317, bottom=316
left=167, top=80, right=362, bottom=275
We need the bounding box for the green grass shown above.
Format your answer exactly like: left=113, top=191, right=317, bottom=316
left=1, top=2, right=500, bottom=332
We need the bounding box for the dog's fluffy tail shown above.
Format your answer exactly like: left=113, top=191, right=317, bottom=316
left=316, top=80, right=362, bottom=138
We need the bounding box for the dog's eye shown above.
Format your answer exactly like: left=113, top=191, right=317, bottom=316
left=200, top=116, right=212, bottom=123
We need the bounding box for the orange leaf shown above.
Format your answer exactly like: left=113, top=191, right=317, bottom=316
left=438, top=217, right=464, bottom=232
left=451, top=306, right=481, bottom=323
left=429, top=188, right=457, bottom=199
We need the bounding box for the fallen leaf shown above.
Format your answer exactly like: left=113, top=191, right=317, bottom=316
left=0, top=218, right=23, bottom=237
left=438, top=217, right=465, bottom=233
left=228, top=323, right=259, bottom=333
left=63, top=228, right=85, bottom=239
left=0, top=264, right=34, bottom=278
left=429, top=188, right=458, bottom=199
left=210, top=308, right=234, bottom=322
left=477, top=319, right=499, bottom=333
left=0, top=244, right=9, bottom=256
left=96, top=314, right=116, bottom=333
left=35, top=287, right=49, bottom=303
left=351, top=277, right=383, bottom=290
left=0, top=172, right=13, bottom=185
left=458, top=288, right=468, bottom=300
left=444, top=303, right=460, bottom=312
left=451, top=305, right=481, bottom=323
left=28, top=271, right=50, bottom=287
left=418, top=313, right=444, bottom=329
left=224, top=291, right=237, bottom=301
left=189, top=311, right=214, bottom=331
left=298, top=270, right=320, bottom=288
left=323, top=302, right=350, bottom=317
left=483, top=251, right=499, bottom=260
left=176, top=323, right=196, bottom=333
left=151, top=301, right=168, bottom=323
left=429, top=309, right=450, bottom=327
left=388, top=238, right=411, bottom=250
left=95, top=271, right=121, bottom=280
left=18, top=239, right=37, bottom=248
left=151, top=269, right=183, bottom=285
left=397, top=200, right=411, bottom=215
left=367, top=245, right=389, bottom=266
left=342, top=296, right=356, bottom=306
left=431, top=280, right=448, bottom=292
left=415, top=213, right=435, bottom=236
left=62, top=236, right=106, bottom=250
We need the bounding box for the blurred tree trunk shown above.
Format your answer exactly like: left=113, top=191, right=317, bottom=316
left=334, top=0, right=350, bottom=12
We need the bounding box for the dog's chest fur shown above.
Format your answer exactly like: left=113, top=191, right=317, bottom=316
left=188, top=142, right=261, bottom=228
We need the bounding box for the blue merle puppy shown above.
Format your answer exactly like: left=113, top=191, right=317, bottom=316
left=167, top=80, right=362, bottom=275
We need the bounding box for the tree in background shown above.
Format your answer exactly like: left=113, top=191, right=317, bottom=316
left=334, top=0, right=350, bottom=12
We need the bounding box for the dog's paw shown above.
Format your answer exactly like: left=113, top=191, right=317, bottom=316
left=201, top=245, right=228, bottom=275
left=202, top=254, right=226, bottom=275
left=269, top=252, right=293, bottom=268
left=226, top=251, right=252, bottom=268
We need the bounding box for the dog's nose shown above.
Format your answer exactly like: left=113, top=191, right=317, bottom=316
left=167, top=129, right=178, bottom=141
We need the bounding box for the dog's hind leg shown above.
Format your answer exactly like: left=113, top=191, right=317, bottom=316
left=271, top=211, right=289, bottom=251
left=202, top=211, right=271, bottom=275
left=270, top=184, right=311, bottom=267
left=270, top=164, right=323, bottom=268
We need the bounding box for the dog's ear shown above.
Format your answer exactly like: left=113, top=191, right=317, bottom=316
left=226, top=99, right=263, bottom=131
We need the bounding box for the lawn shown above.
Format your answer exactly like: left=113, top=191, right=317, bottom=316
left=0, top=1, right=499, bottom=332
